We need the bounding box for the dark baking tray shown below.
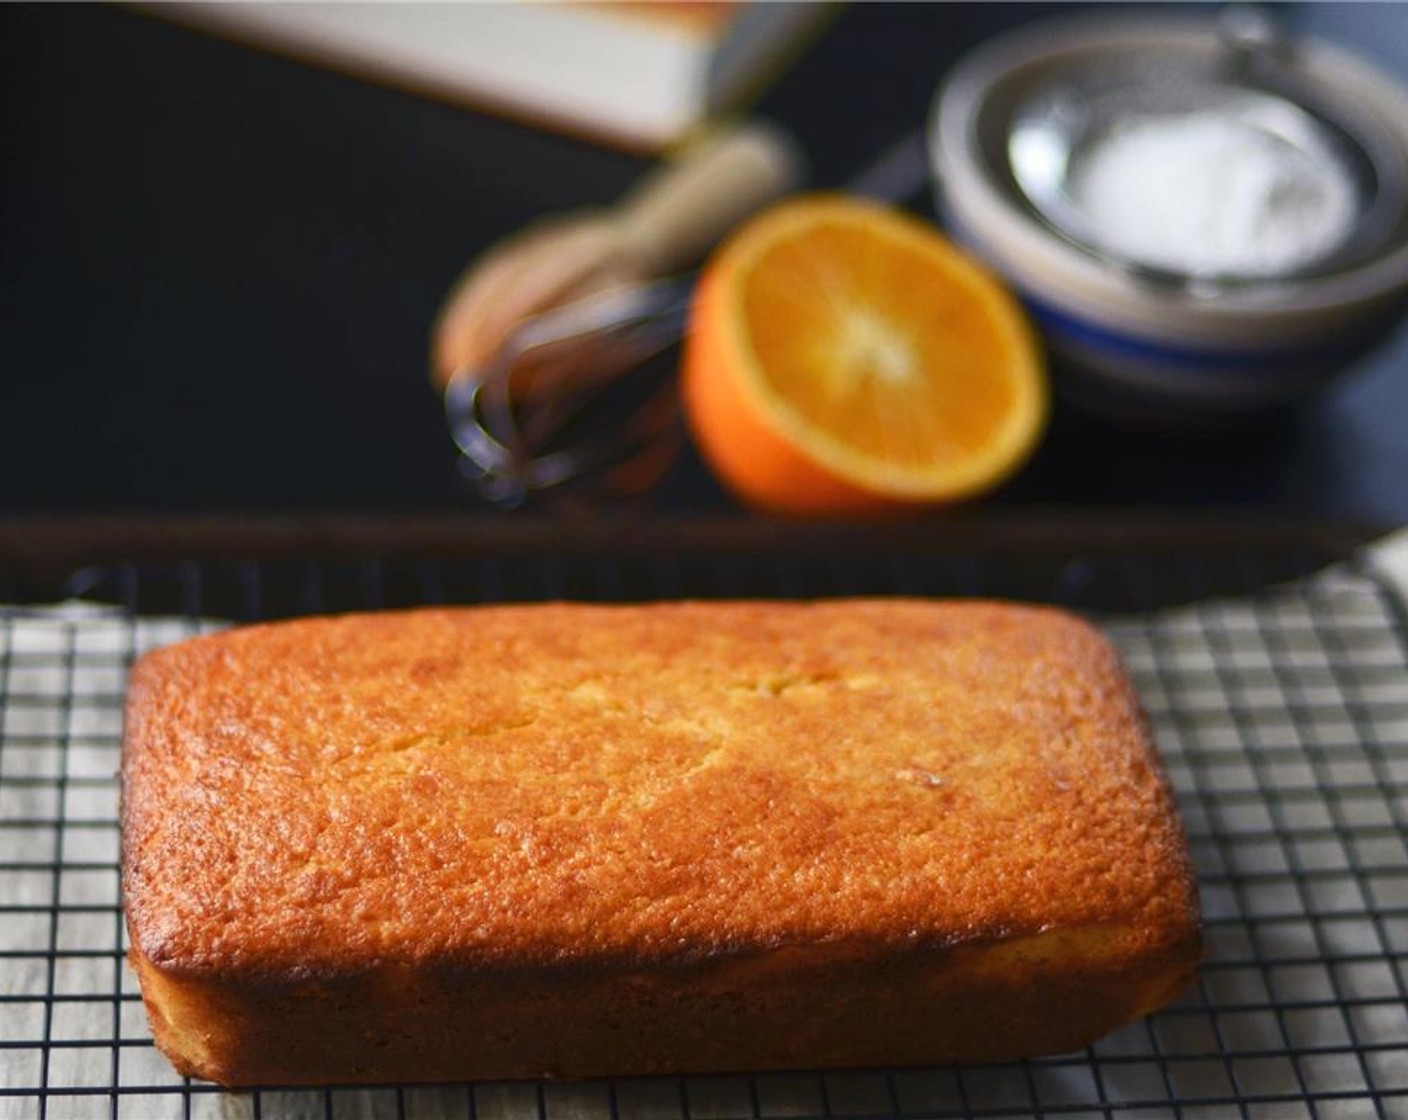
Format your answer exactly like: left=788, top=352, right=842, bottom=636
left=0, top=511, right=1384, bottom=610
left=1, top=513, right=1405, bottom=1119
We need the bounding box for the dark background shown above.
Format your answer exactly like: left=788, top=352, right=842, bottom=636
left=2, top=2, right=1407, bottom=523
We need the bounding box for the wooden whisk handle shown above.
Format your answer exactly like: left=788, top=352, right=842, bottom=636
left=614, top=121, right=806, bottom=276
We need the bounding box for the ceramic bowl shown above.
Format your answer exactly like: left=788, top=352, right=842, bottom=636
left=930, top=13, right=1408, bottom=418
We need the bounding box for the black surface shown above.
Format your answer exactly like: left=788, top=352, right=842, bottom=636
left=2, top=2, right=1408, bottom=520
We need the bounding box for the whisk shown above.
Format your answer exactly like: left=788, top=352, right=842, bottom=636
left=444, top=277, right=694, bottom=504
left=437, top=125, right=930, bottom=505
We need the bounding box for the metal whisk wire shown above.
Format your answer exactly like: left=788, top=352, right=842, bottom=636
left=444, top=277, right=694, bottom=506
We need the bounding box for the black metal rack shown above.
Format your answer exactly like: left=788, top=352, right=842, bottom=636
left=2, top=526, right=1407, bottom=1119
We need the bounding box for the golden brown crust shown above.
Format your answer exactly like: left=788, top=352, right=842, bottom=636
left=121, top=600, right=1201, bottom=1085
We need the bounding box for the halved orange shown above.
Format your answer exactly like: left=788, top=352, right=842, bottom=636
left=682, top=195, right=1047, bottom=516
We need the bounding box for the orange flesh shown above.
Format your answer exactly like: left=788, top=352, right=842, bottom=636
left=682, top=196, right=1048, bottom=514
left=740, top=221, right=1020, bottom=470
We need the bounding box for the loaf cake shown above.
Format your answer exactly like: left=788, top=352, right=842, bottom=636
left=121, top=599, right=1201, bottom=1086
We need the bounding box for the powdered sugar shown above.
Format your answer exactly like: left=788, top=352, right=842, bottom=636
left=1071, top=112, right=1358, bottom=277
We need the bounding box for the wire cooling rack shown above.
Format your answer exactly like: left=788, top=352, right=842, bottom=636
left=3, top=537, right=1408, bottom=1119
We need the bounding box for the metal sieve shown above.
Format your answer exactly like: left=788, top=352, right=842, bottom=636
left=1005, top=9, right=1408, bottom=294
